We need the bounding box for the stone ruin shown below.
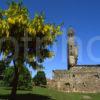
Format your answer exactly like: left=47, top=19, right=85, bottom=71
left=49, top=28, right=100, bottom=93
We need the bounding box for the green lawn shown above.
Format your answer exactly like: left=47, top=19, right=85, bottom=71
left=0, top=87, right=100, bottom=100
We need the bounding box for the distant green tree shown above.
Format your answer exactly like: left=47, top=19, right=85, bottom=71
left=33, top=71, right=47, bottom=87
left=3, top=66, right=32, bottom=90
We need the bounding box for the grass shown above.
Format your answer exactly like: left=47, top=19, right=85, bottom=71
left=0, top=87, right=100, bottom=100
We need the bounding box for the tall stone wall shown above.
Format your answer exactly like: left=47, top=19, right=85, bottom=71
left=52, top=66, right=100, bottom=93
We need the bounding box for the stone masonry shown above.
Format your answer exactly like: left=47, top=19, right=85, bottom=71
left=52, top=66, right=100, bottom=93
left=50, top=28, right=100, bottom=93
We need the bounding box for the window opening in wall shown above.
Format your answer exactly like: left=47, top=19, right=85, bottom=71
left=94, top=74, right=99, bottom=79
left=65, top=82, right=70, bottom=87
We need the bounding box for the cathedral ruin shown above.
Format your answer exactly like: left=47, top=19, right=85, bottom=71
left=51, top=28, right=100, bottom=93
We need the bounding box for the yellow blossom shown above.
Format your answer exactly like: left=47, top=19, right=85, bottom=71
left=8, top=18, right=15, bottom=24
left=28, top=27, right=36, bottom=35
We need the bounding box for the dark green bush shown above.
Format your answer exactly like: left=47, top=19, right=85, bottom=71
left=33, top=71, right=47, bottom=87
left=3, top=67, right=32, bottom=90
left=0, top=80, right=5, bottom=87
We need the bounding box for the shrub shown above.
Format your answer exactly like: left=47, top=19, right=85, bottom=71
left=33, top=71, right=47, bottom=87
left=3, top=67, right=32, bottom=90
left=0, top=80, right=5, bottom=87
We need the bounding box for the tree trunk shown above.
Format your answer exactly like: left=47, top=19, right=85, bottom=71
left=10, top=61, right=19, bottom=100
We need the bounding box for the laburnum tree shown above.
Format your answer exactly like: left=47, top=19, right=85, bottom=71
left=0, top=1, right=62, bottom=99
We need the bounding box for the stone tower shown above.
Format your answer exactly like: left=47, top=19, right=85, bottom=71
left=67, top=28, right=78, bottom=69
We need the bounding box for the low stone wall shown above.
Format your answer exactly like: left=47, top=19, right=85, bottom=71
left=51, top=66, right=100, bottom=93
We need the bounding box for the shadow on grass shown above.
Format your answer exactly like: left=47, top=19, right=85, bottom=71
left=0, top=94, right=55, bottom=100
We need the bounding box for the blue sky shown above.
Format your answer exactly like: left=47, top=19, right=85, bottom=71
left=0, top=0, right=100, bottom=78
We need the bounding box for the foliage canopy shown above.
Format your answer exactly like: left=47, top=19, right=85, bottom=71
left=0, top=2, right=62, bottom=68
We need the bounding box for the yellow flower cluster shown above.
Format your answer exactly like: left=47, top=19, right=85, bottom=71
left=0, top=20, right=9, bottom=37
left=42, top=25, right=50, bottom=34
left=17, top=15, right=28, bottom=25
left=26, top=24, right=36, bottom=36
left=28, top=27, right=36, bottom=34
left=7, top=15, right=28, bottom=25
left=8, top=18, right=15, bottom=24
